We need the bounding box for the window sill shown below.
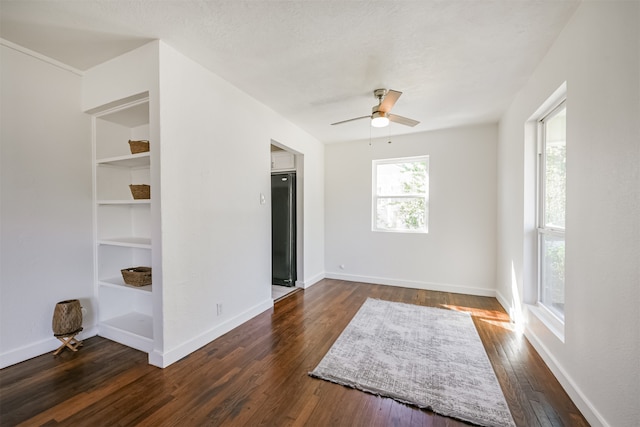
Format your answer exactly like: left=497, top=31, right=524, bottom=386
left=526, top=304, right=565, bottom=343
left=372, top=228, right=428, bottom=234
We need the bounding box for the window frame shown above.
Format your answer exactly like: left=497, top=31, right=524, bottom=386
left=372, top=155, right=429, bottom=234
left=536, top=99, right=566, bottom=323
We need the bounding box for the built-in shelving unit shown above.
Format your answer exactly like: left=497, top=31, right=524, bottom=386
left=92, top=95, right=154, bottom=353
left=271, top=150, right=295, bottom=171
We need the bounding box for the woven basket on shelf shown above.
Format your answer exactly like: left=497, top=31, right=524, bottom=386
left=128, top=140, right=150, bottom=154
left=121, top=267, right=152, bottom=287
left=129, top=184, right=150, bottom=199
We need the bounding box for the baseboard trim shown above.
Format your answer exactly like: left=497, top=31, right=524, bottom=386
left=148, top=299, right=274, bottom=368
left=0, top=326, right=98, bottom=369
left=524, top=327, right=609, bottom=427
left=325, top=272, right=496, bottom=297
left=297, top=272, right=325, bottom=289
left=494, top=290, right=514, bottom=320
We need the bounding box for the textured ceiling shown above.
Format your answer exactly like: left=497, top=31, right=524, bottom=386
left=0, top=0, right=579, bottom=144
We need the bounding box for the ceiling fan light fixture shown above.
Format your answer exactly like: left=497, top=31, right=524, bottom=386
left=371, top=111, right=389, bottom=128
left=331, top=89, right=419, bottom=128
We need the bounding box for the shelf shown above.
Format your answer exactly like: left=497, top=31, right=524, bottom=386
left=102, top=312, right=153, bottom=339
left=97, top=199, right=151, bottom=205
left=98, top=237, right=151, bottom=248
left=97, top=152, right=150, bottom=167
left=93, top=95, right=154, bottom=358
left=99, top=277, right=152, bottom=293
left=99, top=312, right=153, bottom=353
left=88, top=94, right=149, bottom=126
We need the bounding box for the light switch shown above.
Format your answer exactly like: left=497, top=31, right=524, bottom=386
left=260, top=193, right=266, bottom=205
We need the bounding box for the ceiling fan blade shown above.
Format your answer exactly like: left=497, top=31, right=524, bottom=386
left=388, top=114, right=420, bottom=127
left=330, top=115, right=371, bottom=126
left=379, top=89, right=402, bottom=112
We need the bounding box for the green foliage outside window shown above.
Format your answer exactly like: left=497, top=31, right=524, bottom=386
left=374, top=158, right=428, bottom=232
left=539, top=104, right=566, bottom=319
left=397, top=162, right=427, bottom=229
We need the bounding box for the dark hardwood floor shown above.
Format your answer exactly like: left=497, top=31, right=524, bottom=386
left=0, top=279, right=588, bottom=426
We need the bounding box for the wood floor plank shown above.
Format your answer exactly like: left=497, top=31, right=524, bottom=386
left=0, top=279, right=589, bottom=426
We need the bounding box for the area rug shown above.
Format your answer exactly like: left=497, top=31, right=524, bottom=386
left=309, top=298, right=515, bottom=427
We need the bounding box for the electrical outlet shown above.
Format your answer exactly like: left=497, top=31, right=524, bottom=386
left=216, top=303, right=223, bottom=316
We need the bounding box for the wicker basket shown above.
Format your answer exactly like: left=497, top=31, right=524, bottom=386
left=52, top=299, right=83, bottom=336
left=129, top=184, right=150, bottom=199
left=121, top=267, right=152, bottom=286
left=128, top=140, right=150, bottom=154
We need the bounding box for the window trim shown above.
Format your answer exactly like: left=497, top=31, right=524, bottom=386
left=536, top=98, right=566, bottom=323
left=372, top=156, right=429, bottom=234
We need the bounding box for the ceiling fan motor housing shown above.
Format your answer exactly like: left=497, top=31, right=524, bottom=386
left=373, top=88, right=388, bottom=100
left=372, top=105, right=386, bottom=115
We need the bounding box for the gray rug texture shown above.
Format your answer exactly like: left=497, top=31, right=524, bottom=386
left=309, top=298, right=516, bottom=427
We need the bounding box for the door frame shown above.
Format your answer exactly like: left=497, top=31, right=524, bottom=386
left=270, top=141, right=304, bottom=287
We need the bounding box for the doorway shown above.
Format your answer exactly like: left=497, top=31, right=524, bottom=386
left=270, top=143, right=302, bottom=301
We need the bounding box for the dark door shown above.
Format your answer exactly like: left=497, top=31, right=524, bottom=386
left=271, top=173, right=296, bottom=286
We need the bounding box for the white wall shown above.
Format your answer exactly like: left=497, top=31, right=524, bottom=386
left=1, top=39, right=325, bottom=368
left=81, top=41, right=325, bottom=367
left=496, top=2, right=640, bottom=426
left=325, top=124, right=497, bottom=296
left=0, top=44, right=93, bottom=368
left=82, top=41, right=159, bottom=113
left=154, top=42, right=325, bottom=366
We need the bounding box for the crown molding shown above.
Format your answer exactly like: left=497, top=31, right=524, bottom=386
left=1, top=38, right=84, bottom=76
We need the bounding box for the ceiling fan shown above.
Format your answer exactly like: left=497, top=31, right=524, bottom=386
left=330, top=89, right=420, bottom=128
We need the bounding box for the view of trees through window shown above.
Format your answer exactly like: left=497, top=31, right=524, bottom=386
left=544, top=108, right=567, bottom=229
left=539, top=104, right=566, bottom=319
left=373, top=157, right=428, bottom=232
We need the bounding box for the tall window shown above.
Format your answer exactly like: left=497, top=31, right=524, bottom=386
left=538, top=101, right=566, bottom=320
left=372, top=156, right=429, bottom=233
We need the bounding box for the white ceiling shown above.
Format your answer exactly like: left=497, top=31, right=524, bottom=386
left=0, top=0, right=579, bottom=144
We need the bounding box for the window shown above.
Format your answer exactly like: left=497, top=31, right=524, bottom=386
left=372, top=156, right=429, bottom=233
left=537, top=101, right=566, bottom=321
